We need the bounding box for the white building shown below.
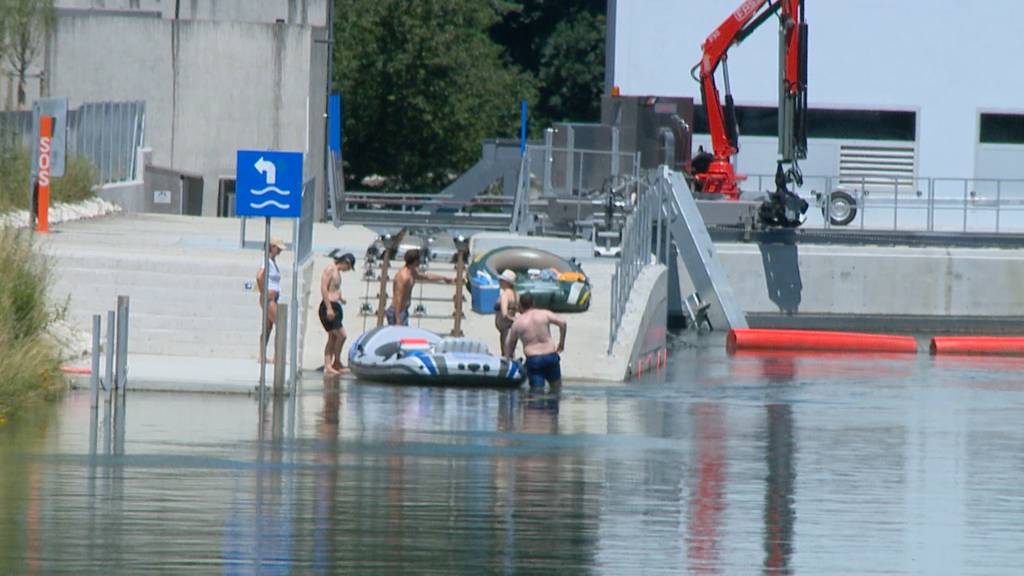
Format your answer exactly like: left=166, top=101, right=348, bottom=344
left=3, top=0, right=330, bottom=217
left=606, top=0, right=1024, bottom=187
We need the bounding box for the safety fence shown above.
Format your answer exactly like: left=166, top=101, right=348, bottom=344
left=608, top=176, right=665, bottom=353
left=513, top=140, right=642, bottom=236
left=0, top=100, right=145, bottom=185
left=741, top=173, right=1024, bottom=234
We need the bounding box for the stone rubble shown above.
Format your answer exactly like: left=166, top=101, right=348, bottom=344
left=0, top=197, right=122, bottom=228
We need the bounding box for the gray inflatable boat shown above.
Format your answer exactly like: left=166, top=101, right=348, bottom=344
left=348, top=326, right=525, bottom=388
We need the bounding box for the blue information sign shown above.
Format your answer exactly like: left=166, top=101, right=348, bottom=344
left=235, top=150, right=303, bottom=218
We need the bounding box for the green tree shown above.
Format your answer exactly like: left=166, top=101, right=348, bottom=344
left=334, top=0, right=534, bottom=192
left=537, top=11, right=605, bottom=123
left=491, top=0, right=606, bottom=126
left=0, top=0, right=55, bottom=108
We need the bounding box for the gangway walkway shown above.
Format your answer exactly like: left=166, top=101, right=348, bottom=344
left=608, top=167, right=748, bottom=351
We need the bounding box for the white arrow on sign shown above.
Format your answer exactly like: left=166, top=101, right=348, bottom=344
left=254, top=157, right=277, bottom=185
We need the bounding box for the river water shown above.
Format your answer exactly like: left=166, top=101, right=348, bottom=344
left=2, top=341, right=1023, bottom=574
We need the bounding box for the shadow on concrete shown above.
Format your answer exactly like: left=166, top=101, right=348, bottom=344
left=758, top=233, right=803, bottom=315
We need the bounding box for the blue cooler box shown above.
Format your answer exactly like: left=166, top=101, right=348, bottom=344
left=470, top=278, right=500, bottom=314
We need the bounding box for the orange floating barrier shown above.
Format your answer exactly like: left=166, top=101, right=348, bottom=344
left=929, top=336, right=1024, bottom=356
left=61, top=366, right=91, bottom=375
left=727, top=329, right=918, bottom=354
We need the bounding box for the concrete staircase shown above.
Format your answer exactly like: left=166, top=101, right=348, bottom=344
left=50, top=248, right=293, bottom=361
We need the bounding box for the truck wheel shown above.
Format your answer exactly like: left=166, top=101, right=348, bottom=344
left=823, top=191, right=857, bottom=226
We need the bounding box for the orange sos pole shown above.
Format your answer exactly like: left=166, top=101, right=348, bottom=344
left=36, top=115, right=54, bottom=234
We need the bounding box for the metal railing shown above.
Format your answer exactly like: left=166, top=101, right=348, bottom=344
left=608, top=176, right=665, bottom=353
left=740, top=173, right=1024, bottom=234
left=513, top=140, right=643, bottom=237
left=0, top=100, right=145, bottom=185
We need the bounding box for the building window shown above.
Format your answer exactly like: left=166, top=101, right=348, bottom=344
left=694, top=106, right=916, bottom=142
left=979, top=113, right=1024, bottom=145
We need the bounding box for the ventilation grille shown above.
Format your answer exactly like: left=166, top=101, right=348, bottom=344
left=838, top=144, right=916, bottom=192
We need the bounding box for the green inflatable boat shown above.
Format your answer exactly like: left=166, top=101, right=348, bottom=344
left=469, top=246, right=591, bottom=313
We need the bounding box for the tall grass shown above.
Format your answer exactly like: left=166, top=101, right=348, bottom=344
left=0, top=228, right=63, bottom=422
left=0, top=144, right=97, bottom=214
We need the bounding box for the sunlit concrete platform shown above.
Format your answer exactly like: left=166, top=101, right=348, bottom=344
left=48, top=213, right=656, bottom=392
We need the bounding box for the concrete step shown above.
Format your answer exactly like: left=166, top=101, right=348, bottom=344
left=130, top=326, right=258, bottom=347
left=126, top=339, right=260, bottom=359
left=54, top=268, right=268, bottom=293
left=49, top=251, right=291, bottom=277
left=52, top=282, right=292, bottom=308
left=65, top=312, right=261, bottom=333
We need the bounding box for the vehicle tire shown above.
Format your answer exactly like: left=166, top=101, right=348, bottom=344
left=823, top=190, right=857, bottom=226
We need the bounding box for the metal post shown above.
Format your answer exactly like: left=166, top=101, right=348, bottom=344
left=576, top=148, right=585, bottom=196
left=656, top=200, right=664, bottom=264
left=543, top=128, right=553, bottom=196
left=859, top=178, right=866, bottom=231
left=259, top=217, right=271, bottom=400
left=608, top=269, right=617, bottom=354
left=927, top=179, right=935, bottom=232
left=115, top=295, right=130, bottom=393
left=105, top=310, right=115, bottom=402
left=996, top=180, right=1002, bottom=233
left=521, top=153, right=532, bottom=234
left=240, top=217, right=247, bottom=248
left=565, top=126, right=575, bottom=196
left=273, top=303, right=288, bottom=396
left=289, top=216, right=300, bottom=394
left=611, top=127, right=620, bottom=178
left=893, top=178, right=898, bottom=231
left=90, top=314, right=101, bottom=410
left=962, top=180, right=969, bottom=232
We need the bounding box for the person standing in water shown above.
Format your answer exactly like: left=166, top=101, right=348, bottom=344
left=319, top=250, right=356, bottom=375
left=504, top=293, right=567, bottom=390
left=255, top=238, right=285, bottom=363
left=494, top=270, right=518, bottom=356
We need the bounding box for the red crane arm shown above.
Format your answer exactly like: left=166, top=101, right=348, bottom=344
left=692, top=0, right=806, bottom=200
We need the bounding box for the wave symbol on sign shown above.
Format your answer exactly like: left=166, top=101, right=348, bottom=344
left=249, top=186, right=291, bottom=210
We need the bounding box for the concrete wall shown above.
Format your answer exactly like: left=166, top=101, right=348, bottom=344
left=609, top=0, right=1024, bottom=180
left=608, top=264, right=668, bottom=380
left=625, top=265, right=667, bottom=377
left=678, top=242, right=1024, bottom=322
left=46, top=11, right=326, bottom=216
left=55, top=0, right=327, bottom=25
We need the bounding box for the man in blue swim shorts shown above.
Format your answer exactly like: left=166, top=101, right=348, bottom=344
left=504, top=293, right=567, bottom=390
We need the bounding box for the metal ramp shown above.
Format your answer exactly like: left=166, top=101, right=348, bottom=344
left=661, top=167, right=748, bottom=330
left=430, top=140, right=521, bottom=214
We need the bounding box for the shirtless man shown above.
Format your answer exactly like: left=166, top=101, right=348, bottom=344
left=504, top=292, right=567, bottom=390
left=319, top=250, right=355, bottom=375
left=385, top=249, right=453, bottom=326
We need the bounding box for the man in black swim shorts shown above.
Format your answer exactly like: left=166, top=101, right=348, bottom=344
left=320, top=250, right=355, bottom=375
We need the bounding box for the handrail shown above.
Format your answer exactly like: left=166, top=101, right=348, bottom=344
left=736, top=172, right=1024, bottom=233
left=608, top=177, right=663, bottom=353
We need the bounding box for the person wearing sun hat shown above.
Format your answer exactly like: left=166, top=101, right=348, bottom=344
left=256, top=238, right=286, bottom=363
left=495, top=269, right=519, bottom=356
left=319, top=249, right=356, bottom=375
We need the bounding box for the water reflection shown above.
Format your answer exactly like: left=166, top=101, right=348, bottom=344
left=1, top=347, right=1024, bottom=574
left=764, top=404, right=795, bottom=576
left=687, top=403, right=726, bottom=575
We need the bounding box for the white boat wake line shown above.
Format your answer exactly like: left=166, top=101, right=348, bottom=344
left=249, top=200, right=291, bottom=210
left=250, top=186, right=291, bottom=196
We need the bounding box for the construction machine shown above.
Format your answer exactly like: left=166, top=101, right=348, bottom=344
left=690, top=0, right=809, bottom=227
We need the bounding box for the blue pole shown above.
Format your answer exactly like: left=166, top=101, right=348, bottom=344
left=519, top=100, right=527, bottom=156
left=328, top=93, right=342, bottom=159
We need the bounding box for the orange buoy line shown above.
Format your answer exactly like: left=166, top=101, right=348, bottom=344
left=60, top=366, right=91, bottom=375
left=930, top=336, right=1024, bottom=356
left=727, top=329, right=917, bottom=354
